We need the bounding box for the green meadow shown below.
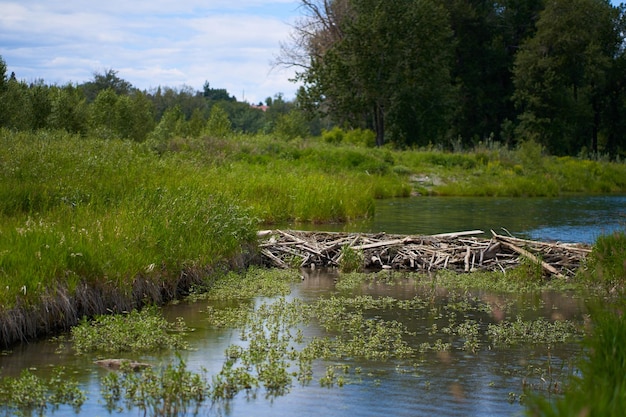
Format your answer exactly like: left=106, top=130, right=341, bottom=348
left=1, top=128, right=626, bottom=345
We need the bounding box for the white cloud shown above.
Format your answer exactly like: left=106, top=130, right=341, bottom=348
left=0, top=1, right=302, bottom=103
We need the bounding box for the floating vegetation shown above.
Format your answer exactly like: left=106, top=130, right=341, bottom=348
left=1, top=267, right=589, bottom=415
left=0, top=367, right=86, bottom=416
left=100, top=356, right=208, bottom=417
left=487, top=316, right=582, bottom=347
left=70, top=306, right=189, bottom=354
left=196, top=267, right=301, bottom=302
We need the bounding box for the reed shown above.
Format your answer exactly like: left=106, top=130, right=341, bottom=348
left=579, top=228, right=626, bottom=292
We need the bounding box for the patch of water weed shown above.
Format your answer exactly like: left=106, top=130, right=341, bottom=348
left=431, top=269, right=580, bottom=293
left=487, top=316, right=582, bottom=348
left=0, top=367, right=86, bottom=416
left=335, top=270, right=410, bottom=291
left=100, top=356, right=208, bottom=417
left=205, top=294, right=418, bottom=401
left=71, top=306, right=189, bottom=354
left=197, top=267, right=301, bottom=301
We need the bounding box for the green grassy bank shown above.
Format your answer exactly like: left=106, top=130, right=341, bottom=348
left=1, top=128, right=626, bottom=347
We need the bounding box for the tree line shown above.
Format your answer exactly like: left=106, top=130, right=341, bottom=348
left=278, top=0, right=626, bottom=157
left=2, top=0, right=626, bottom=158
left=0, top=62, right=313, bottom=143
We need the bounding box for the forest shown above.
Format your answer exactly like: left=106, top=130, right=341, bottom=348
left=1, top=0, right=626, bottom=158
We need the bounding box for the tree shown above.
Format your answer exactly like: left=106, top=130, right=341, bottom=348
left=80, top=69, right=133, bottom=102
left=443, top=0, right=544, bottom=146
left=202, top=81, right=235, bottom=101
left=282, top=0, right=456, bottom=147
left=513, top=0, right=621, bottom=155
left=89, top=88, right=120, bottom=138
left=47, top=84, right=88, bottom=134
left=205, top=105, right=232, bottom=138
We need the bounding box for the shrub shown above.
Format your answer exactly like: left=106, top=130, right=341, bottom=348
left=344, top=128, right=376, bottom=147
left=321, top=126, right=345, bottom=144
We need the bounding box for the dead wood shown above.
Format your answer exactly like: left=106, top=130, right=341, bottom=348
left=257, top=229, right=590, bottom=279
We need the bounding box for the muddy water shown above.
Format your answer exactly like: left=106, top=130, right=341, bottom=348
left=0, top=268, right=585, bottom=416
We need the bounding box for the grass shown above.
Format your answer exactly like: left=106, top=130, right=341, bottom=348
left=1, top=127, right=626, bottom=347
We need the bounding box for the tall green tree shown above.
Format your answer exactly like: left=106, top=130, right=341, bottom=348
left=47, top=84, right=89, bottom=134
left=513, top=0, right=621, bottom=155
left=443, top=0, right=543, bottom=146
left=288, top=0, right=456, bottom=147
left=80, top=69, right=133, bottom=102
left=601, top=4, right=626, bottom=157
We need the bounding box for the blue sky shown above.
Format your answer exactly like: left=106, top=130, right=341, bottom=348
left=0, top=0, right=302, bottom=104
left=1, top=1, right=623, bottom=105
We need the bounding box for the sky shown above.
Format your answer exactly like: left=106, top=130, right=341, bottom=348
left=0, top=1, right=303, bottom=105
left=1, top=1, right=623, bottom=105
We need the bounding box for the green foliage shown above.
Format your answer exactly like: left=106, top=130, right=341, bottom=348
left=513, top=0, right=620, bottom=155
left=295, top=0, right=456, bottom=146
left=71, top=307, right=189, bottom=354
left=580, top=228, right=626, bottom=292
left=322, top=126, right=345, bottom=144
left=338, top=245, right=364, bottom=273
left=273, top=109, right=309, bottom=140
left=344, top=128, right=376, bottom=147
left=205, top=104, right=232, bottom=138
left=0, top=367, right=86, bottom=416
left=101, top=356, right=208, bottom=417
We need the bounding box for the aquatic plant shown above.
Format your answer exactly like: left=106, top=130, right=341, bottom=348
left=100, top=356, right=208, bottom=417
left=200, top=267, right=301, bottom=302
left=580, top=228, right=626, bottom=293
left=0, top=367, right=86, bottom=416
left=487, top=316, right=581, bottom=348
left=338, top=245, right=365, bottom=273
left=71, top=306, right=189, bottom=354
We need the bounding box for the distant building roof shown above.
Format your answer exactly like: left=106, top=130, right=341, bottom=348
left=251, top=104, right=269, bottom=112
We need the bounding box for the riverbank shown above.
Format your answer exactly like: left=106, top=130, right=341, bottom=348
left=2, top=129, right=626, bottom=347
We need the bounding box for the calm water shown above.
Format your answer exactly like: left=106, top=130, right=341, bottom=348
left=1, top=195, right=622, bottom=416
left=287, top=195, right=626, bottom=244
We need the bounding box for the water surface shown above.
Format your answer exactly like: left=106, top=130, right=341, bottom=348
left=283, top=195, right=625, bottom=244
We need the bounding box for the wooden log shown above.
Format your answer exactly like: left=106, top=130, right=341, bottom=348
left=492, top=233, right=564, bottom=279
left=432, top=230, right=484, bottom=238
left=95, top=359, right=151, bottom=371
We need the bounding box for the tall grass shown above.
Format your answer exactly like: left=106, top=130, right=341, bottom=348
left=579, top=228, right=626, bottom=292
left=0, top=129, right=410, bottom=317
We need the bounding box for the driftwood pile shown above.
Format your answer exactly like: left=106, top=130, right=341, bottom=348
left=257, top=229, right=592, bottom=279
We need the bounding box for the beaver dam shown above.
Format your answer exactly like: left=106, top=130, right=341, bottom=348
left=257, top=229, right=592, bottom=278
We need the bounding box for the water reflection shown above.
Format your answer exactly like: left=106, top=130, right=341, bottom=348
left=280, top=195, right=626, bottom=244
left=0, top=269, right=583, bottom=417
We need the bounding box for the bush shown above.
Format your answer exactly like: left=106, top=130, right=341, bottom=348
left=344, top=128, right=376, bottom=147
left=322, top=126, right=345, bottom=144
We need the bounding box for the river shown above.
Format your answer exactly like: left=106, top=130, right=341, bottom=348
left=286, top=194, right=626, bottom=244
left=0, top=195, right=623, bottom=416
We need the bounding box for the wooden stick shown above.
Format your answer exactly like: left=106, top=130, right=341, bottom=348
left=495, top=238, right=564, bottom=279
left=432, top=230, right=484, bottom=238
